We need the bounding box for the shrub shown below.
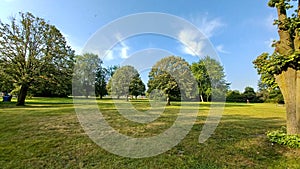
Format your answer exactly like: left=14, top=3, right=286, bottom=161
left=267, top=127, right=300, bottom=148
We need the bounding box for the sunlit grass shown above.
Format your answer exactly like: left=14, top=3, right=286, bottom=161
left=0, top=98, right=299, bottom=168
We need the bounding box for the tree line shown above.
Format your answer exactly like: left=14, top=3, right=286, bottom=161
left=0, top=12, right=285, bottom=106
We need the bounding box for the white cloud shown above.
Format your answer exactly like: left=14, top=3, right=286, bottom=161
left=178, top=15, right=225, bottom=56
left=178, top=29, right=206, bottom=56
left=189, top=15, right=224, bottom=38
left=114, top=33, right=130, bottom=59
left=119, top=41, right=129, bottom=59
left=216, top=45, right=230, bottom=54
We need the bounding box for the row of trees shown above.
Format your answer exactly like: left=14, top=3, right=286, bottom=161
left=1, top=12, right=275, bottom=106
left=106, top=56, right=229, bottom=105
left=0, top=12, right=229, bottom=106
left=226, top=86, right=284, bottom=104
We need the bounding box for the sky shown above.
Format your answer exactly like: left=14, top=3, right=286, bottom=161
left=0, top=0, right=279, bottom=91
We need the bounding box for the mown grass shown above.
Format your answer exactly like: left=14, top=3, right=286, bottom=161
left=0, top=97, right=299, bottom=168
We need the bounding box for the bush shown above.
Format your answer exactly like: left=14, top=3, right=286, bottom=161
left=267, top=127, right=300, bottom=148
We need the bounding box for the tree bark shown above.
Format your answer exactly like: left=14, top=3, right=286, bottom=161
left=17, top=84, right=28, bottom=106
left=275, top=68, right=300, bottom=134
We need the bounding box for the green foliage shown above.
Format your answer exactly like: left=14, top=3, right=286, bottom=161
left=129, top=75, right=146, bottom=98
left=267, top=127, right=300, bottom=148
left=0, top=12, right=74, bottom=104
left=253, top=52, right=300, bottom=87
left=73, top=53, right=102, bottom=98
left=191, top=56, right=229, bottom=102
left=95, top=66, right=108, bottom=99
left=147, top=56, right=197, bottom=104
left=226, top=90, right=244, bottom=102
left=108, top=65, right=145, bottom=99
left=243, top=87, right=258, bottom=102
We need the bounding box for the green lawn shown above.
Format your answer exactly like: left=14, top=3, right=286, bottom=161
left=0, top=97, right=299, bottom=168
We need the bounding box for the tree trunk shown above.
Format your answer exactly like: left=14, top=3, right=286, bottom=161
left=275, top=68, right=300, bottom=135
left=166, top=96, right=170, bottom=106
left=17, top=85, right=28, bottom=106
left=100, top=94, right=103, bottom=99
left=200, top=94, right=204, bottom=102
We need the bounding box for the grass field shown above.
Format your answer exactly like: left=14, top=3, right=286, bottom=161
left=0, top=97, right=299, bottom=168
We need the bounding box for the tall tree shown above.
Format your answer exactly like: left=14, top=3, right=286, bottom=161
left=95, top=67, right=108, bottom=99
left=129, top=74, right=146, bottom=99
left=253, top=0, right=300, bottom=134
left=147, top=56, right=197, bottom=105
left=191, top=56, right=229, bottom=102
left=0, top=12, right=74, bottom=105
left=73, top=53, right=102, bottom=98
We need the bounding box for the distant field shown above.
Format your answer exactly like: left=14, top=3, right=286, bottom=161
left=0, top=97, right=299, bottom=168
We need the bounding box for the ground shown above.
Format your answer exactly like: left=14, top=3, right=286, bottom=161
left=0, top=97, right=299, bottom=168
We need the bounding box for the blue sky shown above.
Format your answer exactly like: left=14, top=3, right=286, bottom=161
left=0, top=0, right=278, bottom=91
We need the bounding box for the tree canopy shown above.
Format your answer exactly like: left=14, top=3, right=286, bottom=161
left=147, top=56, right=197, bottom=105
left=107, top=65, right=145, bottom=100
left=73, top=53, right=102, bottom=98
left=191, top=56, right=229, bottom=102
left=0, top=12, right=74, bottom=105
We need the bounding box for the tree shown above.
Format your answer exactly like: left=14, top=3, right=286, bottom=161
left=253, top=0, right=300, bottom=134
left=147, top=56, right=197, bottom=105
left=95, top=66, right=108, bottom=99
left=108, top=65, right=144, bottom=101
left=129, top=75, right=146, bottom=99
left=0, top=12, right=74, bottom=105
left=73, top=53, right=102, bottom=98
left=242, top=87, right=257, bottom=103
left=257, top=78, right=284, bottom=103
left=226, top=90, right=244, bottom=102
left=191, top=56, right=229, bottom=102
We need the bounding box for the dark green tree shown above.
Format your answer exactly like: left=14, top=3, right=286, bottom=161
left=226, top=90, right=244, bottom=102
left=95, top=66, right=108, bottom=99
left=0, top=12, right=74, bottom=105
left=147, top=56, right=197, bottom=105
left=253, top=0, right=300, bottom=134
left=242, top=87, right=257, bottom=103
left=129, top=75, right=146, bottom=99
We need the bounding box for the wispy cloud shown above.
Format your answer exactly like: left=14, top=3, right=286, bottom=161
left=189, top=15, right=224, bottom=38
left=115, top=33, right=130, bottom=59
left=216, top=44, right=230, bottom=54
left=178, top=15, right=225, bottom=56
